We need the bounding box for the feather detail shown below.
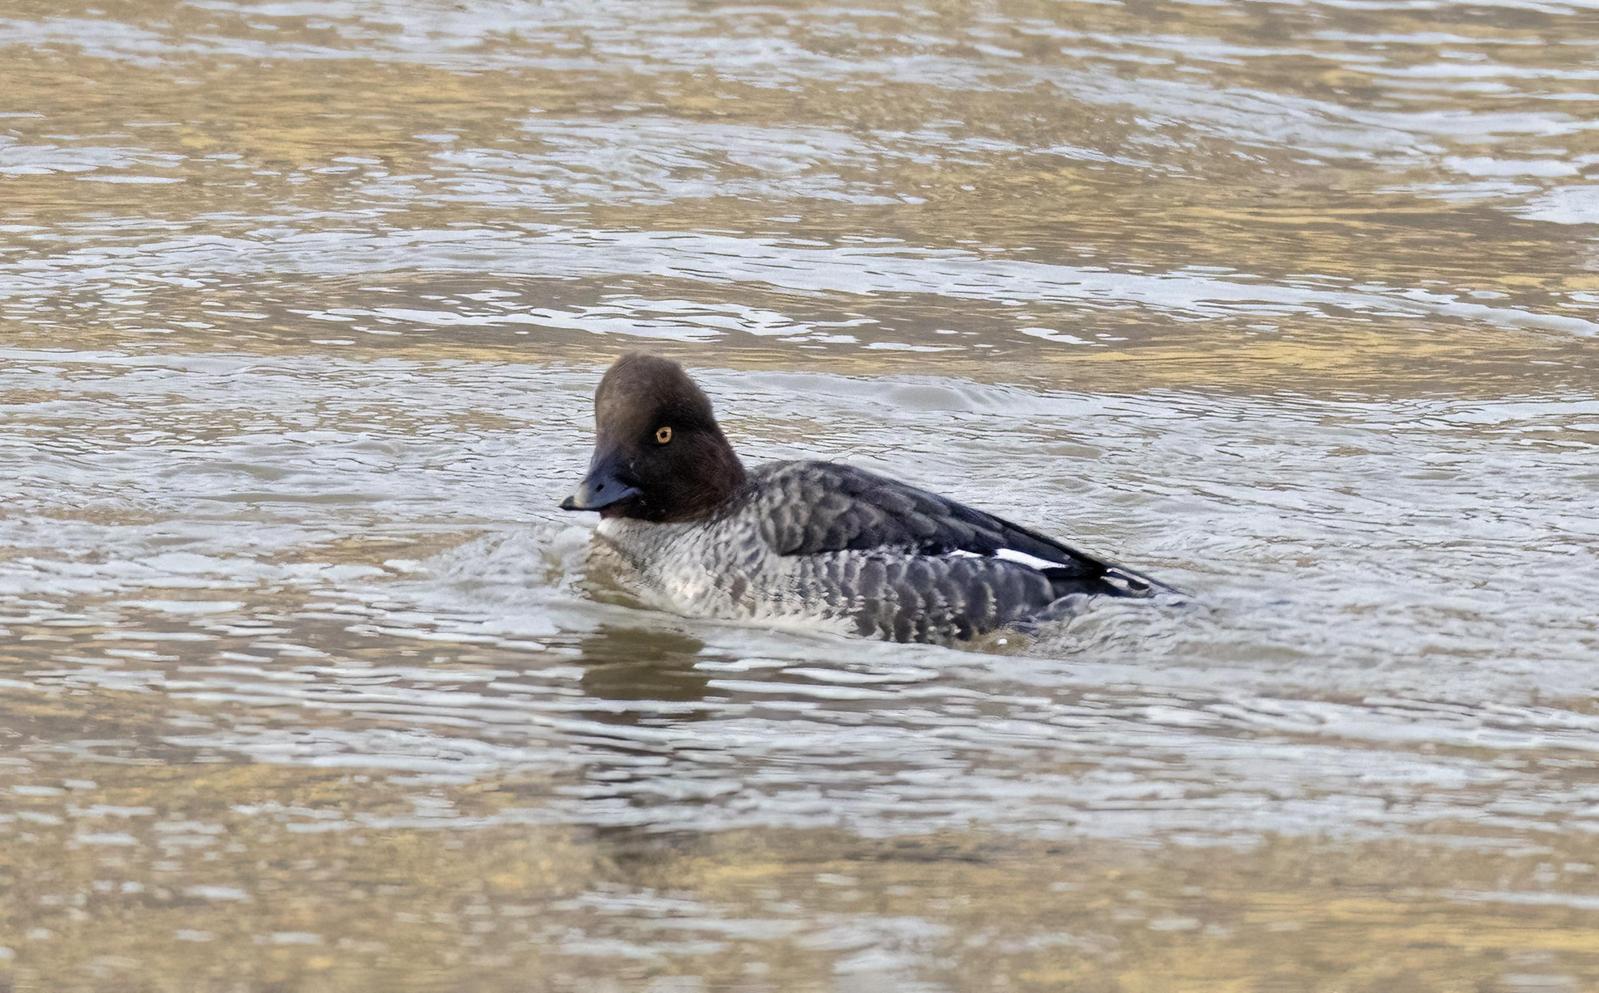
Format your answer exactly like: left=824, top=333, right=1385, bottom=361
left=751, top=461, right=1167, bottom=600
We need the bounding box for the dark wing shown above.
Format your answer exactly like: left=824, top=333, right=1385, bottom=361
left=755, top=461, right=1170, bottom=599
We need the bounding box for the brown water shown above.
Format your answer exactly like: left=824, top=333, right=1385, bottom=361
left=3, top=1, right=1599, bottom=990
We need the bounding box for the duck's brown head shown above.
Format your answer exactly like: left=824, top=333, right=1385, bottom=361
left=560, top=353, right=747, bottom=522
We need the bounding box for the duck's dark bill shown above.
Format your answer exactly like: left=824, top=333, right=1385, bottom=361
left=559, top=461, right=641, bottom=513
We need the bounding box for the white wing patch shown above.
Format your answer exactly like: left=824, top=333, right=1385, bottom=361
left=943, top=547, right=1067, bottom=571
left=994, top=548, right=1068, bottom=572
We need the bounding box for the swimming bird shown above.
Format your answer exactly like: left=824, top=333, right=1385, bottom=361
left=560, top=353, right=1174, bottom=644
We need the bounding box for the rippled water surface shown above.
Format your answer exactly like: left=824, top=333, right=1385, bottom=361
left=4, top=1, right=1599, bottom=990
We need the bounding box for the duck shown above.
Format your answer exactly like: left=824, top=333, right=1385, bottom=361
left=560, top=353, right=1175, bottom=644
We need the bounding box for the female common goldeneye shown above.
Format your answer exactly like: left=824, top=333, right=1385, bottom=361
left=560, top=353, right=1174, bottom=644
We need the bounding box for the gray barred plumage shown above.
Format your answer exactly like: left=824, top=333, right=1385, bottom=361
left=594, top=460, right=1169, bottom=644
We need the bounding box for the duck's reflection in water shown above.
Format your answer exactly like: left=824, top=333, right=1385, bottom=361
left=563, top=624, right=739, bottom=833
left=575, top=624, right=712, bottom=715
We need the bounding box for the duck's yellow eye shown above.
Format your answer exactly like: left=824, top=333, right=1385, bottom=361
left=655, top=425, right=673, bottom=445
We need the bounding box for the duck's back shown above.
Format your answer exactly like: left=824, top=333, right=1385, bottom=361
left=737, top=460, right=1164, bottom=642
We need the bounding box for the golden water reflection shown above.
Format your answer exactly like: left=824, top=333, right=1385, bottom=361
left=4, top=0, right=1599, bottom=988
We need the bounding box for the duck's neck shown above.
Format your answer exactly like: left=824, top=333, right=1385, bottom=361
left=650, top=429, right=745, bottom=524
left=685, top=433, right=747, bottom=520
